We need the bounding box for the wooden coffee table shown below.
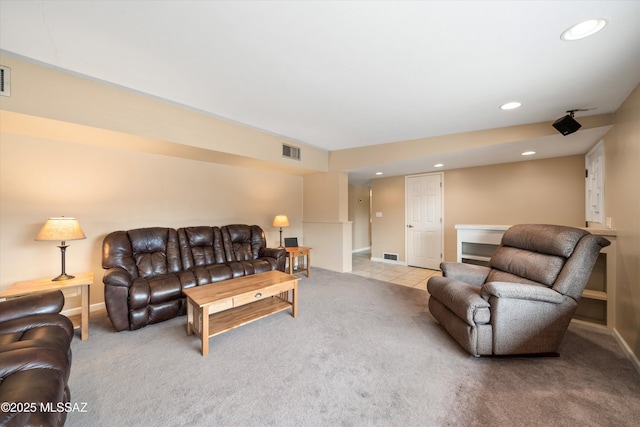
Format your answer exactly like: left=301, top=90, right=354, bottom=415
left=183, top=270, right=299, bottom=356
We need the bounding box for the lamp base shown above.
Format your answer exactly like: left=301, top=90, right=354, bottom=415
left=52, top=273, right=75, bottom=282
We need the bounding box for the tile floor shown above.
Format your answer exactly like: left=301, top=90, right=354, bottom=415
left=350, top=251, right=441, bottom=291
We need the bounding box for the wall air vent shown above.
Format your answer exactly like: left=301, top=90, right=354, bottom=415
left=0, top=65, right=10, bottom=97
left=383, top=252, right=399, bottom=261
left=282, top=143, right=301, bottom=161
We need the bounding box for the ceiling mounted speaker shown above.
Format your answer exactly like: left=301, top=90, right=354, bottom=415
left=553, top=114, right=582, bottom=136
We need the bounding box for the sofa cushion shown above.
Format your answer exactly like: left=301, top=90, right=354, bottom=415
left=178, top=226, right=226, bottom=269
left=0, top=314, right=73, bottom=353
left=222, top=225, right=266, bottom=262
left=227, top=259, right=274, bottom=277
left=0, top=347, right=71, bottom=427
left=489, top=246, right=565, bottom=287
left=192, top=264, right=234, bottom=285
left=128, top=227, right=182, bottom=277
left=129, top=273, right=184, bottom=309
left=501, top=224, right=589, bottom=258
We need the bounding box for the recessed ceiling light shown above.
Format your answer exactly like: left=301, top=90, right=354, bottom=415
left=521, top=151, right=536, bottom=156
left=375, top=172, right=383, bottom=175
left=561, top=19, right=607, bottom=41
left=500, top=102, right=522, bottom=110
left=433, top=163, right=444, bottom=168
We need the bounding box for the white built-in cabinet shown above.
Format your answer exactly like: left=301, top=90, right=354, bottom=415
left=456, top=224, right=616, bottom=329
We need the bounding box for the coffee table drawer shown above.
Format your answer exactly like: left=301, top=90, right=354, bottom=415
left=233, top=280, right=293, bottom=307
left=207, top=299, right=233, bottom=314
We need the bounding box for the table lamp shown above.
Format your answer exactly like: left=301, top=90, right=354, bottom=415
left=272, top=214, right=290, bottom=248
left=36, top=216, right=86, bottom=281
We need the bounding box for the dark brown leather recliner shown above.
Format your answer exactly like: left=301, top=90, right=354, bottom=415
left=102, top=224, right=286, bottom=331
left=0, top=290, right=74, bottom=427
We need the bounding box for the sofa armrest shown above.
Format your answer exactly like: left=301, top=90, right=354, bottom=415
left=0, top=290, right=64, bottom=324
left=441, top=262, right=490, bottom=286
left=427, top=276, right=491, bottom=326
left=481, top=281, right=574, bottom=355
left=259, top=247, right=286, bottom=259
left=259, top=247, right=286, bottom=272
left=481, top=282, right=564, bottom=304
left=103, top=267, right=135, bottom=332
left=103, top=267, right=134, bottom=288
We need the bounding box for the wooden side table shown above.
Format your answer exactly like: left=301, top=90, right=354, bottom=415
left=285, top=246, right=312, bottom=278
left=0, top=272, right=93, bottom=340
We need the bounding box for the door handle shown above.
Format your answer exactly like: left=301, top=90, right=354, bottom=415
left=407, top=225, right=414, bottom=228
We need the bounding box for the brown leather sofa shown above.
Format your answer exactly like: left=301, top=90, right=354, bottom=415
left=0, top=290, right=74, bottom=427
left=102, top=224, right=286, bottom=331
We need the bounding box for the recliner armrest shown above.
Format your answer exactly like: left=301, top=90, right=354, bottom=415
left=481, top=281, right=564, bottom=304
left=103, top=267, right=134, bottom=288
left=440, top=262, right=490, bottom=286
left=0, top=290, right=64, bottom=324
left=259, top=247, right=286, bottom=259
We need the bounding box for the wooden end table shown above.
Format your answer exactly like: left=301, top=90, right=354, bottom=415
left=183, top=270, right=298, bottom=356
left=285, top=246, right=312, bottom=277
left=0, top=272, right=93, bottom=340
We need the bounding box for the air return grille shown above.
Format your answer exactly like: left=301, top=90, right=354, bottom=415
left=282, top=144, right=301, bottom=160
left=0, top=65, right=10, bottom=97
left=383, top=252, right=399, bottom=261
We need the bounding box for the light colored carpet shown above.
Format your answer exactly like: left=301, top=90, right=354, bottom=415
left=66, top=268, right=640, bottom=426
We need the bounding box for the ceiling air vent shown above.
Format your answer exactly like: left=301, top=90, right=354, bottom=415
left=0, top=65, right=10, bottom=97
left=282, top=143, right=301, bottom=161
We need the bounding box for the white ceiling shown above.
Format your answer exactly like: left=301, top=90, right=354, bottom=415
left=1, top=1, right=639, bottom=184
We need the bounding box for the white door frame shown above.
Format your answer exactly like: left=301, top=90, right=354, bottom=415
left=405, top=172, right=444, bottom=269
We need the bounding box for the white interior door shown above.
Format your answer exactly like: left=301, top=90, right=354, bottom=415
left=406, top=173, right=443, bottom=270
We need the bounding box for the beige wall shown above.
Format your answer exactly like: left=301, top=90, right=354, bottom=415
left=444, top=155, right=585, bottom=261
left=303, top=172, right=349, bottom=223
left=370, top=175, right=406, bottom=260
left=0, top=53, right=317, bottom=311
left=0, top=129, right=303, bottom=310
left=370, top=156, right=585, bottom=263
left=348, top=184, right=371, bottom=252
left=303, top=171, right=352, bottom=272
left=605, top=83, right=640, bottom=361
left=0, top=53, right=328, bottom=176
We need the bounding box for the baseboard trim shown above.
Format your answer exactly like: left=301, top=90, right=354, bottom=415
left=613, top=328, right=640, bottom=376
left=62, top=302, right=106, bottom=317
left=370, top=256, right=407, bottom=266
left=570, top=321, right=640, bottom=375
left=352, top=246, right=371, bottom=254
left=570, top=318, right=610, bottom=333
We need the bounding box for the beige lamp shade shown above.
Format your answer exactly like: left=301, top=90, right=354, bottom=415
left=36, top=217, right=86, bottom=281
left=36, top=217, right=86, bottom=241
left=272, top=215, right=290, bottom=228
left=272, top=215, right=289, bottom=248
